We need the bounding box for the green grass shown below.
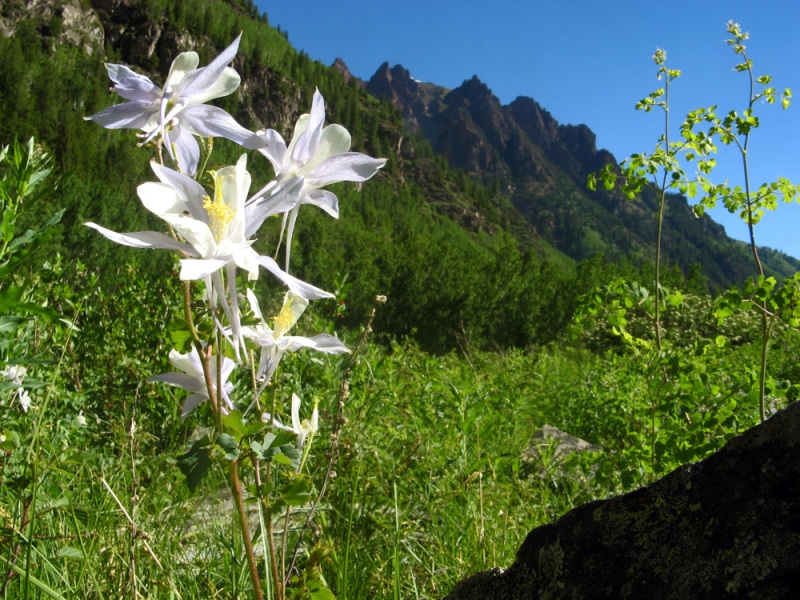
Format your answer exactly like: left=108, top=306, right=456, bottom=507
left=1, top=258, right=795, bottom=599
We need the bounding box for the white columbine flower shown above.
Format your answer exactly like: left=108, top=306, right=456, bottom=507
left=243, top=289, right=350, bottom=392
left=262, top=393, right=319, bottom=451
left=86, top=35, right=264, bottom=175
left=1, top=364, right=31, bottom=412
left=85, top=155, right=333, bottom=358
left=249, top=88, right=386, bottom=269
left=149, top=348, right=235, bottom=418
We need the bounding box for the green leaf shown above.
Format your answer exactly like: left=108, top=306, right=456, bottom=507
left=224, top=410, right=265, bottom=439
left=57, top=546, right=85, bottom=561
left=7, top=209, right=64, bottom=254
left=308, top=577, right=336, bottom=600
left=0, top=285, right=24, bottom=313
left=167, top=318, right=193, bottom=352
left=14, top=302, right=62, bottom=323
left=0, top=315, right=24, bottom=334
left=177, top=436, right=213, bottom=493
left=217, top=433, right=240, bottom=460
left=1, top=208, right=15, bottom=243
left=280, top=475, right=312, bottom=507
left=223, top=411, right=246, bottom=439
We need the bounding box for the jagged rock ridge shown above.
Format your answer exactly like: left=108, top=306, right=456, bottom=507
left=363, top=62, right=800, bottom=283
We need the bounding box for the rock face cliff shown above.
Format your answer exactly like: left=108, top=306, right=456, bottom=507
left=443, top=400, right=800, bottom=599
left=366, top=65, right=614, bottom=192
left=363, top=62, right=800, bottom=282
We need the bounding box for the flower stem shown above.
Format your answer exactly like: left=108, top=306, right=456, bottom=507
left=231, top=459, right=265, bottom=600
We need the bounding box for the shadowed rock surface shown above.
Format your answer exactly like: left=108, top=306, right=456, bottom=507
left=444, top=400, right=800, bottom=599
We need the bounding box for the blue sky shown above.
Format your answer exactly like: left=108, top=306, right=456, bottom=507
left=255, top=1, right=800, bottom=259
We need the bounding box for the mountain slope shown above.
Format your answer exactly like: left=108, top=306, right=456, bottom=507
left=365, top=63, right=800, bottom=287
left=3, top=0, right=798, bottom=352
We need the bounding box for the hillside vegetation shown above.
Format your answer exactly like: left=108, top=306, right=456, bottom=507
left=2, top=2, right=800, bottom=598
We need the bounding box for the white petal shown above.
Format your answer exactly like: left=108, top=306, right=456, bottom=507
left=87, top=101, right=155, bottom=130
left=255, top=128, right=288, bottom=174
left=305, top=124, right=351, bottom=171
left=84, top=222, right=197, bottom=253
left=262, top=412, right=292, bottom=432
left=138, top=181, right=184, bottom=217
left=282, top=334, right=350, bottom=354
left=164, top=51, right=200, bottom=92
left=231, top=245, right=260, bottom=278
left=166, top=215, right=217, bottom=257
left=18, top=388, right=31, bottom=412
left=273, top=292, right=309, bottom=338
left=291, top=89, right=325, bottom=165
left=105, top=64, right=160, bottom=101
left=184, top=67, right=241, bottom=105
left=214, top=154, right=250, bottom=243
left=224, top=263, right=246, bottom=361
left=178, top=35, right=241, bottom=101
left=167, top=126, right=201, bottom=176
left=308, top=153, right=387, bottom=186
left=245, top=176, right=302, bottom=238
left=179, top=258, right=229, bottom=280
left=148, top=372, right=202, bottom=393
left=286, top=114, right=309, bottom=162
left=149, top=162, right=208, bottom=222
left=303, top=190, right=339, bottom=218
left=291, top=393, right=302, bottom=433
left=169, top=348, right=203, bottom=376
left=180, top=105, right=264, bottom=148
left=307, top=334, right=351, bottom=353
left=246, top=289, right=265, bottom=321
left=282, top=206, right=300, bottom=271
left=182, top=393, right=207, bottom=418
left=256, top=256, right=334, bottom=300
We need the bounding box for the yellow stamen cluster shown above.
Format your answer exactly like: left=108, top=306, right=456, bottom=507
left=202, top=171, right=234, bottom=241
left=272, top=293, right=307, bottom=337
left=272, top=301, right=297, bottom=338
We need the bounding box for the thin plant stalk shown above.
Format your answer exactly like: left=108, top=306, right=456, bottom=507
left=288, top=301, right=382, bottom=576
left=258, top=382, right=284, bottom=600
left=729, top=38, right=770, bottom=423
left=653, top=80, right=669, bottom=355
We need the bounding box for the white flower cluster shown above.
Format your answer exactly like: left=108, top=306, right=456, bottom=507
left=86, top=36, right=385, bottom=428
left=1, top=364, right=31, bottom=412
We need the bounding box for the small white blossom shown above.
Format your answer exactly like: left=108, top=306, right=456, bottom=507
left=1, top=365, right=31, bottom=412
left=85, top=156, right=333, bottom=358
left=243, top=289, right=350, bottom=393
left=87, top=35, right=264, bottom=174
left=149, top=348, right=235, bottom=418
left=262, top=393, right=319, bottom=451
left=249, top=88, right=386, bottom=269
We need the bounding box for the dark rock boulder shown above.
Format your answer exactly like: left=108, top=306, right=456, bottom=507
left=444, top=400, right=800, bottom=599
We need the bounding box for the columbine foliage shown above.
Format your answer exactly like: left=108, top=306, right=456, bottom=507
left=83, top=36, right=385, bottom=600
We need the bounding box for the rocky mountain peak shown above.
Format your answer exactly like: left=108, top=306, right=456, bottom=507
left=445, top=75, right=495, bottom=110
left=332, top=57, right=362, bottom=88
left=366, top=62, right=448, bottom=134
left=366, top=62, right=419, bottom=101
left=508, top=96, right=559, bottom=147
